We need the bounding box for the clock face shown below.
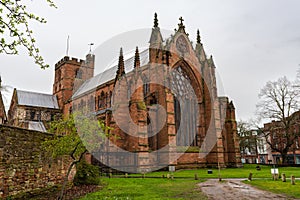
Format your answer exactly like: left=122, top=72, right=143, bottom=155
left=176, top=35, right=189, bottom=55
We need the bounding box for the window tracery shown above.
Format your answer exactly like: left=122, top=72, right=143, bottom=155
left=171, top=66, right=198, bottom=146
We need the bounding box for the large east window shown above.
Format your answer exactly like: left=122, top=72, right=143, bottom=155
left=171, top=66, right=198, bottom=146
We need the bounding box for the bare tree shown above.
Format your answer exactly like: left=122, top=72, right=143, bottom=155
left=256, top=76, right=300, bottom=164
left=0, top=77, right=12, bottom=107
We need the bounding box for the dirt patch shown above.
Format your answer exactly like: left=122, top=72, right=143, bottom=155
left=198, top=179, right=297, bottom=200
left=15, top=185, right=102, bottom=200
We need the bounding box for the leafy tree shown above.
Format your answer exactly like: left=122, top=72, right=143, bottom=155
left=43, top=112, right=108, bottom=200
left=0, top=0, right=56, bottom=69
left=256, top=76, right=300, bottom=164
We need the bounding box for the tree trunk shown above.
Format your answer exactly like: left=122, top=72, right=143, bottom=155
left=58, top=161, right=77, bottom=200
left=58, top=150, right=87, bottom=200
left=281, top=151, right=288, bottom=165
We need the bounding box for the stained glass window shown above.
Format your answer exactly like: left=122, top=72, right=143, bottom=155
left=171, top=66, right=198, bottom=146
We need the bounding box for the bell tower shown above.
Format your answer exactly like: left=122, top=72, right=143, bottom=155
left=53, top=54, right=95, bottom=115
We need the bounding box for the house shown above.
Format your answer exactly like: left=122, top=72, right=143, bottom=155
left=256, top=132, right=270, bottom=164
left=264, top=111, right=300, bottom=164
left=239, top=129, right=270, bottom=164
left=8, top=89, right=60, bottom=132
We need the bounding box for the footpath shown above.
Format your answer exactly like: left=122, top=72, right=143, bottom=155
left=198, top=179, right=299, bottom=200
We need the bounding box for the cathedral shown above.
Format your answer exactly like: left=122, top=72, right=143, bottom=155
left=46, top=14, right=241, bottom=172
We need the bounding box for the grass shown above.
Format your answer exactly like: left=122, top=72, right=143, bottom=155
left=80, top=178, right=207, bottom=200
left=126, top=164, right=300, bottom=179
left=244, top=179, right=300, bottom=199
left=80, top=164, right=300, bottom=199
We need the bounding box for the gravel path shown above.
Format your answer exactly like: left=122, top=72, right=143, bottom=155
left=198, top=179, right=298, bottom=200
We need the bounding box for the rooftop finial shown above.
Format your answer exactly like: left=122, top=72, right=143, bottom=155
left=149, top=13, right=163, bottom=47
left=178, top=16, right=185, bottom=31
left=154, top=13, right=158, bottom=28
left=134, top=46, right=140, bottom=68
left=116, top=47, right=125, bottom=79
left=179, top=16, right=184, bottom=24
left=118, top=47, right=124, bottom=68
left=120, top=47, right=123, bottom=56
left=197, top=29, right=201, bottom=44
left=88, top=43, right=94, bottom=54
left=209, top=55, right=215, bottom=67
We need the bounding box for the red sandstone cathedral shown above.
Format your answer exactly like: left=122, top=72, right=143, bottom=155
left=11, top=14, right=242, bottom=172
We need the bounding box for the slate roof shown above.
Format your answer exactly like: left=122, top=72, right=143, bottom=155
left=16, top=89, right=59, bottom=109
left=28, top=121, right=47, bottom=132
left=73, top=48, right=149, bottom=98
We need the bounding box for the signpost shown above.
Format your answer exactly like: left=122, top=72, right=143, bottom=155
left=169, top=165, right=175, bottom=172
left=169, top=165, right=175, bottom=180
left=271, top=166, right=279, bottom=180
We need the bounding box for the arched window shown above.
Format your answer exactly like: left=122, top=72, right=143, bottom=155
left=75, top=69, right=83, bottom=79
left=171, top=66, right=198, bottom=146
left=142, top=76, right=150, bottom=97
left=79, top=99, right=84, bottom=109
left=106, top=92, right=110, bottom=106
left=88, top=96, right=94, bottom=111
left=97, top=95, right=100, bottom=109
left=109, top=91, right=112, bottom=107
left=149, top=95, right=157, bottom=105
left=98, top=91, right=105, bottom=109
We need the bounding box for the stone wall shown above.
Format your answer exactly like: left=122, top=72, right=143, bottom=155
left=8, top=101, right=60, bottom=129
left=0, top=125, right=71, bottom=199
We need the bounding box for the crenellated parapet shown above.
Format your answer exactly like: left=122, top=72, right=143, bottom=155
left=55, top=56, right=84, bottom=69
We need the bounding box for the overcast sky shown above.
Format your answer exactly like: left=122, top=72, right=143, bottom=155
left=0, top=0, right=300, bottom=121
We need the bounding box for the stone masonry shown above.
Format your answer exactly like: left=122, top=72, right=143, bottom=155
left=0, top=125, right=72, bottom=199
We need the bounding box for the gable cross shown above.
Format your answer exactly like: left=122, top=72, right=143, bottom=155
left=178, top=16, right=185, bottom=30
left=179, top=17, right=184, bottom=24
left=179, top=17, right=184, bottom=26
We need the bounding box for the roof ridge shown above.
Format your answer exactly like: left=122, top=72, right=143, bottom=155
left=73, top=48, right=150, bottom=98
left=16, top=89, right=59, bottom=109
left=17, top=89, right=55, bottom=97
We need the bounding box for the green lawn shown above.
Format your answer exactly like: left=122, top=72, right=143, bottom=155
left=80, top=178, right=207, bottom=200
left=127, top=164, right=300, bottom=179
left=80, top=164, right=300, bottom=200
left=244, top=179, right=300, bottom=199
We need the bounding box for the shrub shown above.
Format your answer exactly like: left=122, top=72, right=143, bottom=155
left=73, top=160, right=101, bottom=186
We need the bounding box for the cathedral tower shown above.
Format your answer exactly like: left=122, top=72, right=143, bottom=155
left=53, top=54, right=95, bottom=115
